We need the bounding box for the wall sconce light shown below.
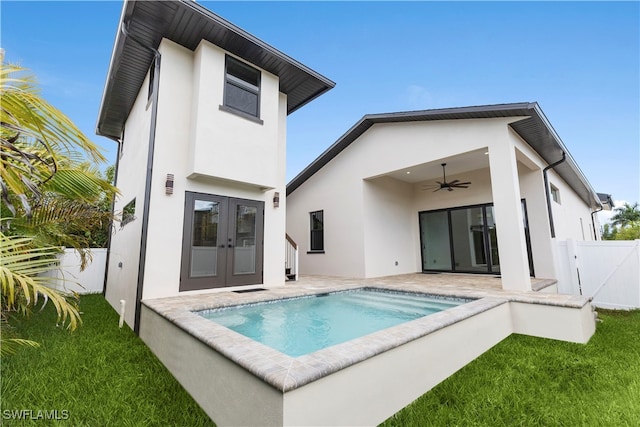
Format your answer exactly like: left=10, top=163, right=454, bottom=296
left=273, top=191, right=280, bottom=208
left=165, top=174, right=174, bottom=195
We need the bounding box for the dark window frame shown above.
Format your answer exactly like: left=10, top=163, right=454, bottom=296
left=308, top=210, right=324, bottom=253
left=221, top=55, right=262, bottom=123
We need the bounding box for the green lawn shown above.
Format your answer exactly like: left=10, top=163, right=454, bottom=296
left=383, top=309, right=640, bottom=426
left=1, top=294, right=214, bottom=426
left=2, top=295, right=639, bottom=426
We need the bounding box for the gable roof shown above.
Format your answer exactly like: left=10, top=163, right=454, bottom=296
left=287, top=102, right=602, bottom=210
left=96, top=0, right=335, bottom=140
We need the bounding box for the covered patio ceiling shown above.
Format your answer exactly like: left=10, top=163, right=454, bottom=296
left=367, top=148, right=490, bottom=184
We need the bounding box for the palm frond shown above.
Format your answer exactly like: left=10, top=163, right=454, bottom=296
left=0, top=337, right=40, bottom=356
left=0, top=231, right=81, bottom=330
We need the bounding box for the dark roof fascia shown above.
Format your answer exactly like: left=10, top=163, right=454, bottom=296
left=597, top=193, right=614, bottom=210
left=96, top=0, right=335, bottom=140
left=286, top=102, right=602, bottom=210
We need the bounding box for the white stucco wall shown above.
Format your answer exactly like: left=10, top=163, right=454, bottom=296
left=104, top=60, right=152, bottom=327
left=286, top=144, right=367, bottom=278
left=363, top=177, right=416, bottom=277
left=288, top=118, right=514, bottom=279
left=142, top=39, right=287, bottom=301
left=106, top=38, right=288, bottom=326
left=189, top=40, right=281, bottom=189
left=548, top=168, right=597, bottom=241
left=287, top=116, right=599, bottom=284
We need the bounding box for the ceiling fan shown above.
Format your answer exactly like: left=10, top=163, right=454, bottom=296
left=423, top=163, right=471, bottom=192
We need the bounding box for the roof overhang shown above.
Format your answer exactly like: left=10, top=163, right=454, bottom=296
left=597, top=193, right=614, bottom=211
left=287, top=102, right=602, bottom=210
left=96, top=0, right=335, bottom=140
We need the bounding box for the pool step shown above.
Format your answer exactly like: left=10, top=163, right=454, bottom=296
left=340, top=292, right=459, bottom=316
left=352, top=291, right=460, bottom=309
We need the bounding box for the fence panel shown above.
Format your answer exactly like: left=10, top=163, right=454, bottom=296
left=554, top=240, right=640, bottom=309
left=42, top=248, right=107, bottom=294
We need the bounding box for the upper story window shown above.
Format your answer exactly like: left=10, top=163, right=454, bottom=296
left=550, top=184, right=561, bottom=204
left=224, top=56, right=260, bottom=118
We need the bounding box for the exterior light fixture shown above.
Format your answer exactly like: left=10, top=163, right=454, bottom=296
left=273, top=191, right=280, bottom=208
left=165, top=174, right=174, bottom=195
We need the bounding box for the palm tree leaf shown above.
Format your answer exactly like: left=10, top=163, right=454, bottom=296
left=0, top=231, right=81, bottom=330
left=0, top=337, right=40, bottom=356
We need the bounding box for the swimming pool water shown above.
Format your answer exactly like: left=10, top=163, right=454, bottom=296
left=197, top=289, right=464, bottom=357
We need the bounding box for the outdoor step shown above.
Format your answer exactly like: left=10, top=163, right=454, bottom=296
left=340, top=292, right=457, bottom=315
left=350, top=291, right=459, bottom=310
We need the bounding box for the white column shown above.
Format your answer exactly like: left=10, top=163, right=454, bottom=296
left=488, top=140, right=532, bottom=291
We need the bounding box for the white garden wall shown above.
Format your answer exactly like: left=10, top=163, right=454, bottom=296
left=555, top=239, right=640, bottom=309
left=46, top=249, right=107, bottom=294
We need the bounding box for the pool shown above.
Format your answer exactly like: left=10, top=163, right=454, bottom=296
left=140, top=277, right=595, bottom=426
left=197, top=289, right=464, bottom=356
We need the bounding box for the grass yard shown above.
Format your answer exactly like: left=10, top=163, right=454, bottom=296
left=2, top=294, right=639, bottom=426
left=383, top=309, right=640, bottom=426
left=1, top=294, right=214, bottom=426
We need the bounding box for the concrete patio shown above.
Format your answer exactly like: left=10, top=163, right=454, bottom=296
left=289, top=273, right=559, bottom=294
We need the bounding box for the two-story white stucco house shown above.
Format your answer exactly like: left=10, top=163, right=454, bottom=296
left=96, top=0, right=334, bottom=331
left=286, top=103, right=607, bottom=292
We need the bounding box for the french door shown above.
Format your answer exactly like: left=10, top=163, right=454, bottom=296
left=180, top=192, right=264, bottom=291
left=419, top=201, right=533, bottom=275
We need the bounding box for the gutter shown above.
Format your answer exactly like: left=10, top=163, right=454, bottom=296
left=121, top=21, right=161, bottom=335
left=543, top=152, right=566, bottom=238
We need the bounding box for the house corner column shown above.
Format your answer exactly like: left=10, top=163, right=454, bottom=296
left=489, top=140, right=532, bottom=291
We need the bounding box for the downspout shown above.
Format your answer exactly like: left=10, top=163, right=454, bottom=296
left=121, top=21, right=161, bottom=335
left=542, top=152, right=566, bottom=238
left=591, top=206, right=604, bottom=240
left=101, top=134, right=122, bottom=297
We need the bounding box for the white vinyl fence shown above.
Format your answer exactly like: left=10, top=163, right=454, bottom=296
left=554, top=239, right=640, bottom=309
left=41, top=248, right=107, bottom=295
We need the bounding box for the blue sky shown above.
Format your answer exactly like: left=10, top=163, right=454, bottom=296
left=2, top=1, right=639, bottom=212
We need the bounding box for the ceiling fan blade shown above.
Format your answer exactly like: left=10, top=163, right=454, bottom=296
left=433, top=188, right=442, bottom=192
left=457, top=181, right=471, bottom=186
left=448, top=179, right=460, bottom=185
left=452, top=185, right=470, bottom=189
left=421, top=185, right=440, bottom=191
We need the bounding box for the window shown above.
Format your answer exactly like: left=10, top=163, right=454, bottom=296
left=309, top=210, right=324, bottom=252
left=223, top=56, right=260, bottom=118
left=550, top=184, right=561, bottom=204
left=121, top=198, right=136, bottom=227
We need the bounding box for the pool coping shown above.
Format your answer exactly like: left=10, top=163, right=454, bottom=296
left=142, top=281, right=591, bottom=392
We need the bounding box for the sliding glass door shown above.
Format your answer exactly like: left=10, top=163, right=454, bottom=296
left=419, top=201, right=531, bottom=275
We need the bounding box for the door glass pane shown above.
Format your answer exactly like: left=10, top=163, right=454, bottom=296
left=234, top=204, right=257, bottom=274
left=486, top=206, right=500, bottom=272
left=451, top=208, right=487, bottom=272
left=191, top=200, right=219, bottom=277
left=420, top=211, right=452, bottom=270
